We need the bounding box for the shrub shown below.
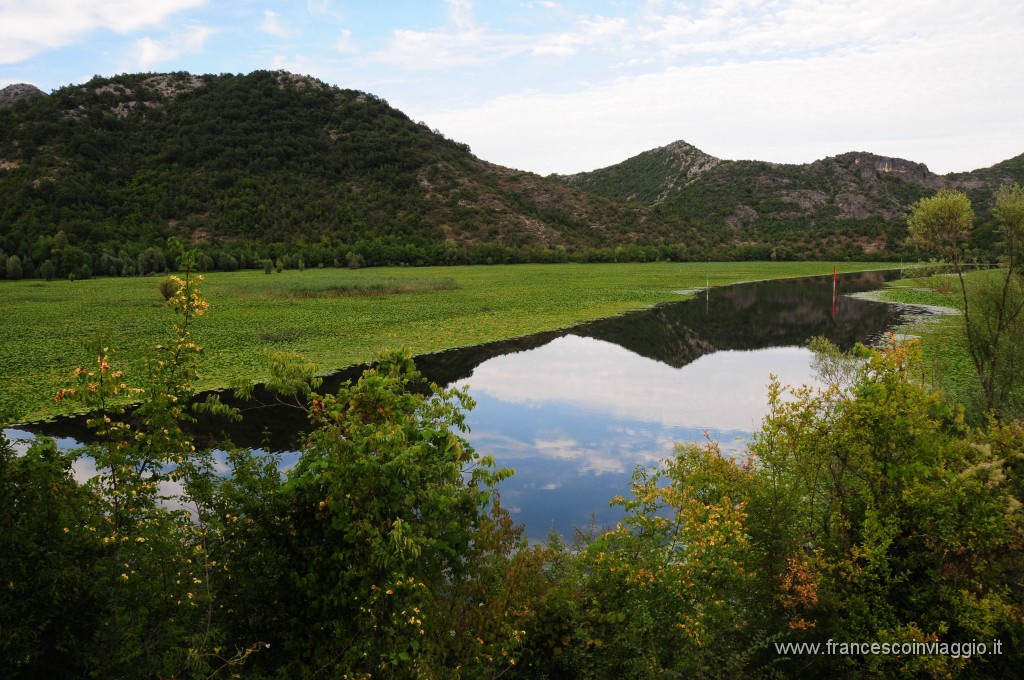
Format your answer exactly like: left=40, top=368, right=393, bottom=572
left=158, top=276, right=181, bottom=300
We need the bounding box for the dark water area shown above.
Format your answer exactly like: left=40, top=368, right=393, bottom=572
left=8, top=270, right=917, bottom=540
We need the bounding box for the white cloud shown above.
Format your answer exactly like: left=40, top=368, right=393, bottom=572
left=372, top=9, right=636, bottom=70
left=383, top=0, right=1022, bottom=174
left=131, top=24, right=217, bottom=70
left=447, top=0, right=476, bottom=32
left=421, top=14, right=1024, bottom=175
left=0, top=0, right=206, bottom=64
left=261, top=10, right=294, bottom=39
left=332, top=29, right=358, bottom=54
left=367, top=0, right=521, bottom=71
left=371, top=27, right=520, bottom=70
left=532, top=15, right=629, bottom=56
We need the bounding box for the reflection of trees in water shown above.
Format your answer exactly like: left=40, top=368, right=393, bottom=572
left=23, top=272, right=905, bottom=451
left=582, top=272, right=903, bottom=368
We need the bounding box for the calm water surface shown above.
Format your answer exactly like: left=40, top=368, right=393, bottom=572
left=8, top=271, right=917, bottom=540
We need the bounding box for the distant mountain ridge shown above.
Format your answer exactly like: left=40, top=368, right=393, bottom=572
left=1, top=70, right=1022, bottom=278
left=554, top=142, right=1024, bottom=258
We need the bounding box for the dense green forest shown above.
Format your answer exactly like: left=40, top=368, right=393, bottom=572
left=0, top=70, right=706, bottom=278
left=3, top=253, right=1022, bottom=678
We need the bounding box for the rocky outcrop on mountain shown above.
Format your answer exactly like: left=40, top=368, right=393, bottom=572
left=829, top=152, right=943, bottom=187
left=0, top=83, right=45, bottom=108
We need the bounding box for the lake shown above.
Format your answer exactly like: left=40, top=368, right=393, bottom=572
left=7, top=270, right=919, bottom=540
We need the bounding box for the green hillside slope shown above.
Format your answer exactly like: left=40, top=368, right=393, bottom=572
left=0, top=71, right=699, bottom=276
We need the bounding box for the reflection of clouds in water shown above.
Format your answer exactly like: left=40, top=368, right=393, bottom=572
left=534, top=437, right=624, bottom=475
left=653, top=431, right=753, bottom=458
left=466, top=431, right=536, bottom=458
left=468, top=426, right=684, bottom=478
left=5, top=429, right=79, bottom=454
left=73, top=455, right=99, bottom=484
left=1, top=428, right=296, bottom=516
left=461, top=336, right=821, bottom=433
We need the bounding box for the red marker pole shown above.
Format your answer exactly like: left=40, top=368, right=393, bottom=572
left=832, top=265, right=837, bottom=319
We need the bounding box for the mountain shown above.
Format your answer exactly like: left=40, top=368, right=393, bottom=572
left=558, top=140, right=723, bottom=206
left=0, top=71, right=698, bottom=278
left=0, top=83, right=45, bottom=108
left=3, top=70, right=1020, bottom=278
left=555, top=142, right=1024, bottom=259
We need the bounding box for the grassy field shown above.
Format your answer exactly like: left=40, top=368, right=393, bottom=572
left=868, top=269, right=1002, bottom=415
left=1, top=261, right=895, bottom=425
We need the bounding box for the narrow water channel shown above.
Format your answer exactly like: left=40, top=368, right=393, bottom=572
left=7, top=270, right=919, bottom=540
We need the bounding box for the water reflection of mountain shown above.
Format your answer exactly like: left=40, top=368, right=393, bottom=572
left=580, top=272, right=905, bottom=368
left=15, top=272, right=905, bottom=452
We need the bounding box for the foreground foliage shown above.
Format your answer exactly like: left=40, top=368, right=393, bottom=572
left=745, top=338, right=1023, bottom=677
left=2, top=260, right=1021, bottom=678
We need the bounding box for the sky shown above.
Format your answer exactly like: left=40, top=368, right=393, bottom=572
left=2, top=0, right=1023, bottom=176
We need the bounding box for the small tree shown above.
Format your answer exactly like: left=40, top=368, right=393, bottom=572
left=745, top=338, right=1024, bottom=677
left=6, top=254, right=23, bottom=279
left=908, top=185, right=1024, bottom=417
left=907, top=189, right=974, bottom=305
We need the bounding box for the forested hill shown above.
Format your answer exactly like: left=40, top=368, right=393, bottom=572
left=555, top=141, right=1024, bottom=260
left=0, top=70, right=700, bottom=277
left=3, top=70, right=1021, bottom=277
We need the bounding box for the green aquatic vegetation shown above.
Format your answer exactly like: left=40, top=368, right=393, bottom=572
left=871, top=268, right=1022, bottom=418
left=1, top=261, right=894, bottom=425
left=238, top=277, right=462, bottom=300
